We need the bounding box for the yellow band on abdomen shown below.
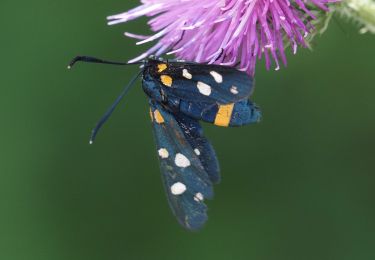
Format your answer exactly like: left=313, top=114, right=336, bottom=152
left=214, top=103, right=234, bottom=127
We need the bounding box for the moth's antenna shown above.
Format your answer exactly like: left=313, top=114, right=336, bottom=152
left=68, top=56, right=142, bottom=69
left=89, top=70, right=143, bottom=144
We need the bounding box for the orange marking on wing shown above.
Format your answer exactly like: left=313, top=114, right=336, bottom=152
left=149, top=108, right=153, bottom=122
left=157, top=63, right=168, bottom=73
left=160, top=75, right=173, bottom=87
left=153, top=109, right=165, bottom=124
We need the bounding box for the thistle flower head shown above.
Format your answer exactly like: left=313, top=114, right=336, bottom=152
left=108, top=0, right=336, bottom=75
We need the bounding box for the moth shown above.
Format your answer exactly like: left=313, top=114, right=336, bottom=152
left=68, top=56, right=261, bottom=230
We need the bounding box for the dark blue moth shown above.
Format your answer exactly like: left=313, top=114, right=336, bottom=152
left=68, top=56, right=261, bottom=230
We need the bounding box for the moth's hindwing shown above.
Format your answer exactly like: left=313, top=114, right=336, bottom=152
left=173, top=111, right=220, bottom=184
left=149, top=100, right=214, bottom=230
left=147, top=60, right=254, bottom=104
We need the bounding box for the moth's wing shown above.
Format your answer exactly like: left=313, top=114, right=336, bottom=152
left=161, top=62, right=254, bottom=104
left=149, top=101, right=214, bottom=230
left=173, top=112, right=220, bottom=184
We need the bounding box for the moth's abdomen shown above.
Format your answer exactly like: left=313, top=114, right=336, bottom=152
left=174, top=98, right=261, bottom=127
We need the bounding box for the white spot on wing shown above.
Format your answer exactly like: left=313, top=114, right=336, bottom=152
left=194, top=192, right=204, bottom=202
left=175, top=153, right=191, bottom=168
left=194, top=149, right=200, bottom=156
left=171, top=182, right=186, bottom=195
left=210, top=71, right=223, bottom=83
left=230, top=86, right=239, bottom=94
left=182, top=69, right=192, bottom=79
left=158, top=148, right=169, bottom=159
left=197, top=81, right=212, bottom=96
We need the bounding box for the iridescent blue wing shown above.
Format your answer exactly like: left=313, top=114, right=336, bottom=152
left=165, top=62, right=254, bottom=104
left=143, top=60, right=261, bottom=127
left=173, top=112, right=220, bottom=184
left=146, top=59, right=254, bottom=104
left=149, top=101, right=214, bottom=230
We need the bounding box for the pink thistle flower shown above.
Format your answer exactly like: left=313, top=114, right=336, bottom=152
left=108, top=0, right=336, bottom=75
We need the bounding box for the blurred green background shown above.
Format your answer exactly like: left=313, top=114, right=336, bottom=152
left=1, top=1, right=375, bottom=260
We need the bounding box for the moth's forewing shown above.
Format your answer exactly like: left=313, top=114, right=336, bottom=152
left=163, top=62, right=254, bottom=104
left=149, top=101, right=214, bottom=230
left=173, top=112, right=220, bottom=184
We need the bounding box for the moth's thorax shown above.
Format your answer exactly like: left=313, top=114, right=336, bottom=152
left=141, top=73, right=162, bottom=102
left=142, top=59, right=174, bottom=103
